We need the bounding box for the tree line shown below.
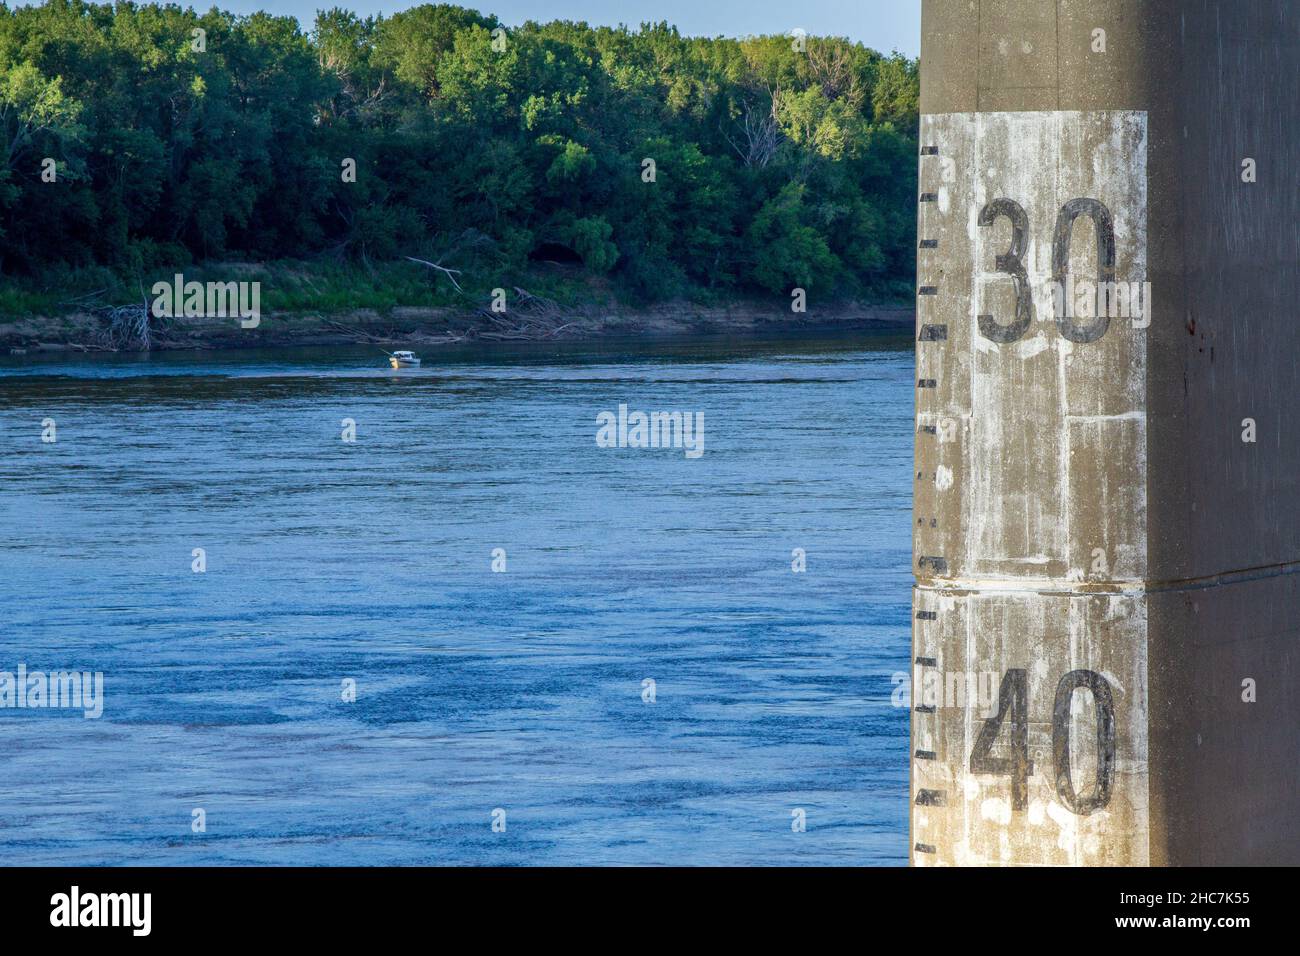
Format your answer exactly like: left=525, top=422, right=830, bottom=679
left=0, top=1, right=919, bottom=307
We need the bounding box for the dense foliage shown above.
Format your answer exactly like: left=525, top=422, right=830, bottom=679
left=0, top=1, right=919, bottom=307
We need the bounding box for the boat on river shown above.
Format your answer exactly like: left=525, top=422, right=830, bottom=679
left=388, top=350, right=421, bottom=368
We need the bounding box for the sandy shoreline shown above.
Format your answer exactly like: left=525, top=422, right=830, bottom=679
left=1, top=300, right=914, bottom=353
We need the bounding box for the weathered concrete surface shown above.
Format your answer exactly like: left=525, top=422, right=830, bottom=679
left=913, top=0, right=1299, bottom=866
left=912, top=589, right=1150, bottom=865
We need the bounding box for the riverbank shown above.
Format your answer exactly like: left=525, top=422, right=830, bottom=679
left=0, top=299, right=913, bottom=353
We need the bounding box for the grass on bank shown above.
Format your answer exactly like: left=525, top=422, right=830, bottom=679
left=0, top=258, right=584, bottom=317
left=0, top=258, right=913, bottom=321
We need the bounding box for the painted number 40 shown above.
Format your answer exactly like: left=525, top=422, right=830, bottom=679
left=969, top=668, right=1116, bottom=815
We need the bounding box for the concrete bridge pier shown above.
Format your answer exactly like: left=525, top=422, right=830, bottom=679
left=911, top=0, right=1299, bottom=866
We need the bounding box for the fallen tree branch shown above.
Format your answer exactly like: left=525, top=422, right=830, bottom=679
left=404, top=256, right=464, bottom=294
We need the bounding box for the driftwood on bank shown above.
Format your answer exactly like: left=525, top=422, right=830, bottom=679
left=55, top=282, right=182, bottom=352
left=90, top=303, right=153, bottom=350
left=321, top=287, right=581, bottom=345
left=320, top=318, right=468, bottom=345
left=403, top=242, right=580, bottom=341
left=76, top=294, right=173, bottom=351
left=398, top=244, right=583, bottom=342
left=473, top=287, right=578, bottom=340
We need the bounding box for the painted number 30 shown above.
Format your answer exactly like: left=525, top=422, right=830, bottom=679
left=977, top=198, right=1117, bottom=344
left=969, top=669, right=1116, bottom=816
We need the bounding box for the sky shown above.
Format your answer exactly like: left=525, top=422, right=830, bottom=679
left=137, top=0, right=923, bottom=56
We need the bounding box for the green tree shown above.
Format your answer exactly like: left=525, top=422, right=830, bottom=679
left=746, top=182, right=839, bottom=292
left=0, top=1, right=920, bottom=307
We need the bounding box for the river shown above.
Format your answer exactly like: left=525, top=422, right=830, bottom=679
left=0, top=331, right=913, bottom=865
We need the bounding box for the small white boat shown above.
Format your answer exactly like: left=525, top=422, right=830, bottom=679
left=389, top=350, right=421, bottom=368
